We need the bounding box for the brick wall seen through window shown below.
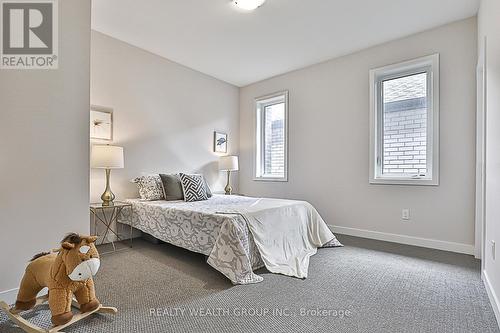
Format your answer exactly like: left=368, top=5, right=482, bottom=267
left=382, top=73, right=427, bottom=176
left=263, top=103, right=285, bottom=177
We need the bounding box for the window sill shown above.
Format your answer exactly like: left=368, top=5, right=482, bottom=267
left=253, top=177, right=288, bottom=182
left=369, top=177, right=438, bottom=186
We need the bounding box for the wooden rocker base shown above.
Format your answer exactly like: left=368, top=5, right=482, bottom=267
left=0, top=294, right=117, bottom=333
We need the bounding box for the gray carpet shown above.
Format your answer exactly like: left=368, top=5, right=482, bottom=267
left=1, top=235, right=498, bottom=333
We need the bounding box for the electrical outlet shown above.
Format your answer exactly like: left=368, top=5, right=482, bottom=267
left=492, top=240, right=496, bottom=260
left=402, top=209, right=410, bottom=220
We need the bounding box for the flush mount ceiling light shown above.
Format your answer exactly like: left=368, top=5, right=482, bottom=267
left=233, top=0, right=266, bottom=11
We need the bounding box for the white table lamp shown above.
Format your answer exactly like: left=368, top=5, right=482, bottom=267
left=219, top=155, right=239, bottom=195
left=91, top=145, right=124, bottom=206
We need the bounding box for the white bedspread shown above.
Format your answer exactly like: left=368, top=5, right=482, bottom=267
left=236, top=198, right=336, bottom=279
left=120, top=195, right=342, bottom=284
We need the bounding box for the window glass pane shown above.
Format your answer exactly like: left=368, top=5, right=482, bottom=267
left=263, top=102, right=285, bottom=177
left=382, top=72, right=427, bottom=176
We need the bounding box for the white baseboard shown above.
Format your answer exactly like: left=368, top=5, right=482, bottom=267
left=330, top=225, right=474, bottom=255
left=483, top=270, right=500, bottom=327
left=0, top=287, right=19, bottom=306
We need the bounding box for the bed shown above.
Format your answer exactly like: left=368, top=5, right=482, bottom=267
left=118, top=194, right=342, bottom=284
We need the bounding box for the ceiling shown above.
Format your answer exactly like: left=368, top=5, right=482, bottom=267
left=92, top=0, right=480, bottom=87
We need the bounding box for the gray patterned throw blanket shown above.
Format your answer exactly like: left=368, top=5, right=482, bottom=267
left=119, top=195, right=342, bottom=284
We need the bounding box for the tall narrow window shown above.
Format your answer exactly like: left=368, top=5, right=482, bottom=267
left=255, top=91, right=288, bottom=181
left=369, top=54, right=439, bottom=185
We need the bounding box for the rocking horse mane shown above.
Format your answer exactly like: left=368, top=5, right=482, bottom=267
left=30, top=252, right=51, bottom=261
left=29, top=233, right=83, bottom=262
left=61, top=233, right=82, bottom=245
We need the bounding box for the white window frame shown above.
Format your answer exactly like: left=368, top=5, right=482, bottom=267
left=369, top=54, right=439, bottom=186
left=254, top=91, right=289, bottom=182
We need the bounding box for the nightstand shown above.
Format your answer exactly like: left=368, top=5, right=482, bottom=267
left=90, top=201, right=132, bottom=253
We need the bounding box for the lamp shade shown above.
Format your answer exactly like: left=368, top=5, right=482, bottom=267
left=219, top=155, right=239, bottom=171
left=91, top=145, right=124, bottom=169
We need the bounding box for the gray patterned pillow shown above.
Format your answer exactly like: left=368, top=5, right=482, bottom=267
left=179, top=173, right=208, bottom=202
left=133, top=175, right=164, bottom=201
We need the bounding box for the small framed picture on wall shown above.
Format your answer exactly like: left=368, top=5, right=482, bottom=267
left=90, top=105, right=113, bottom=141
left=214, top=131, right=227, bottom=153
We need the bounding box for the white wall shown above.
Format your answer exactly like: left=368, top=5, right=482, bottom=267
left=478, top=0, right=500, bottom=323
left=239, top=18, right=477, bottom=253
left=0, top=0, right=91, bottom=302
left=90, top=31, right=239, bottom=204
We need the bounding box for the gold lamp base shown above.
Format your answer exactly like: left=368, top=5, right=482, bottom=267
left=101, top=169, right=115, bottom=206
left=224, top=170, right=233, bottom=195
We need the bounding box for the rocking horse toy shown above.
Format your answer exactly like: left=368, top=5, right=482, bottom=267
left=0, top=233, right=117, bottom=333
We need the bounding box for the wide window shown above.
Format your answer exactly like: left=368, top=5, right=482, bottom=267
left=255, top=91, right=288, bottom=181
left=369, top=54, right=439, bottom=185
